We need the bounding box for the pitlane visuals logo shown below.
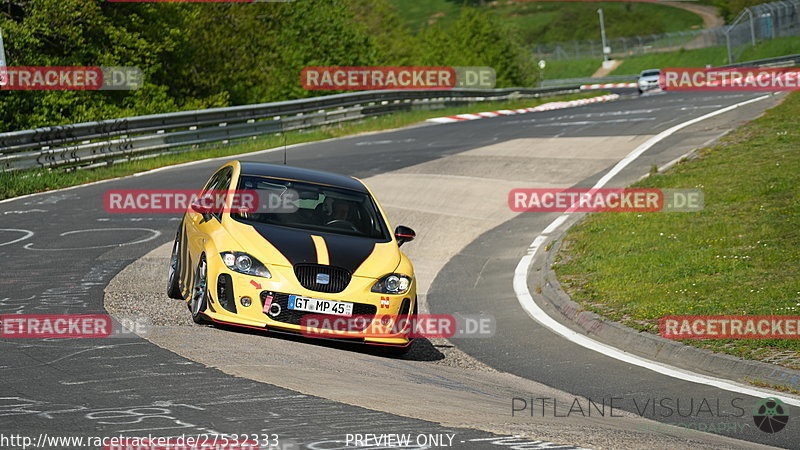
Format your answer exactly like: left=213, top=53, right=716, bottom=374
left=753, top=397, right=790, bottom=433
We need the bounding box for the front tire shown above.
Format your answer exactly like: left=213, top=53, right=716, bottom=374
left=166, top=228, right=184, bottom=300
left=189, top=255, right=210, bottom=324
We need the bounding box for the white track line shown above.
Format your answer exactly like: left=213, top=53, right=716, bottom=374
left=23, top=228, right=162, bottom=251
left=0, top=229, right=34, bottom=247
left=513, top=93, right=800, bottom=407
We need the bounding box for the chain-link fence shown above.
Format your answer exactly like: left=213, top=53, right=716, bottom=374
left=533, top=0, right=800, bottom=64
left=726, top=0, right=800, bottom=63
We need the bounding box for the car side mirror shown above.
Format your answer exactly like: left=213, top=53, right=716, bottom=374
left=190, top=198, right=213, bottom=215
left=394, top=225, right=416, bottom=247
left=190, top=196, right=217, bottom=223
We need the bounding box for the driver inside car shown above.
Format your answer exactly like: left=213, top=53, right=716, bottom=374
left=310, top=195, right=367, bottom=234
left=330, top=199, right=353, bottom=222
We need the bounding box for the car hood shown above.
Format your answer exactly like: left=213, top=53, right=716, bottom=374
left=226, top=219, right=400, bottom=279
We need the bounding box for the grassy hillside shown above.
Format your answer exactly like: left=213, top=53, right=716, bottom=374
left=389, top=0, right=703, bottom=43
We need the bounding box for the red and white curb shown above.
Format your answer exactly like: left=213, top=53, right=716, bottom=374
left=427, top=94, right=620, bottom=123
left=580, top=82, right=638, bottom=90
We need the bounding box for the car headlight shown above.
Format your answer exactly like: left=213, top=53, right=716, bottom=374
left=220, top=251, right=271, bottom=278
left=371, top=274, right=412, bottom=294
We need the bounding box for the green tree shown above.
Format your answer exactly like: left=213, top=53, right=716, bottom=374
left=417, top=8, right=537, bottom=87
left=0, top=0, right=189, bottom=130
left=346, top=0, right=417, bottom=65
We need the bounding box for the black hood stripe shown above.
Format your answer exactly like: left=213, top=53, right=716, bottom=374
left=323, top=234, right=376, bottom=274
left=250, top=223, right=377, bottom=274
left=251, top=224, right=317, bottom=266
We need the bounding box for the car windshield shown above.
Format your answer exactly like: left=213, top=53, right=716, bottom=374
left=641, top=70, right=661, bottom=77
left=232, top=175, right=390, bottom=240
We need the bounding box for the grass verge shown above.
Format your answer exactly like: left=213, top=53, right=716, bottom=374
left=0, top=92, right=607, bottom=201
left=745, top=377, right=800, bottom=395
left=554, top=92, right=800, bottom=369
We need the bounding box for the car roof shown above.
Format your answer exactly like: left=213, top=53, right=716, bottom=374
left=238, top=161, right=368, bottom=193
left=640, top=69, right=661, bottom=75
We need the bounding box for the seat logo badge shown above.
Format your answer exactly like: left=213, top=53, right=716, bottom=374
left=316, top=273, right=330, bottom=285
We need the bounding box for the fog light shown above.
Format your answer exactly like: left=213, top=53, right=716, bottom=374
left=269, top=303, right=282, bottom=317
left=240, top=296, right=252, bottom=307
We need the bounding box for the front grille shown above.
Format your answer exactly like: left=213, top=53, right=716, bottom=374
left=294, top=264, right=351, bottom=293
left=260, top=291, right=376, bottom=327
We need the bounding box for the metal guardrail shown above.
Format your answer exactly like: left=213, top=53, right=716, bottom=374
left=542, top=75, right=638, bottom=88
left=0, top=86, right=580, bottom=172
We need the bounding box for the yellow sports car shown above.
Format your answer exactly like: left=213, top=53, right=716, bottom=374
left=166, top=161, right=418, bottom=352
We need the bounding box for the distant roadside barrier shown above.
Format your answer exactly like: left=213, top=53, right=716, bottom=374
left=0, top=86, right=580, bottom=172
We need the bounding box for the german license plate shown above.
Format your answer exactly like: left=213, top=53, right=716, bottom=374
left=288, top=295, right=353, bottom=316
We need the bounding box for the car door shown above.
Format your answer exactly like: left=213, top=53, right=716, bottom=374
left=185, top=166, right=233, bottom=275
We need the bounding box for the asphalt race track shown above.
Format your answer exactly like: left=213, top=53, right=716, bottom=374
left=1, top=89, right=795, bottom=449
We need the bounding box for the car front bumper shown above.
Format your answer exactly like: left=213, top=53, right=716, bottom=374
left=197, top=264, right=416, bottom=346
